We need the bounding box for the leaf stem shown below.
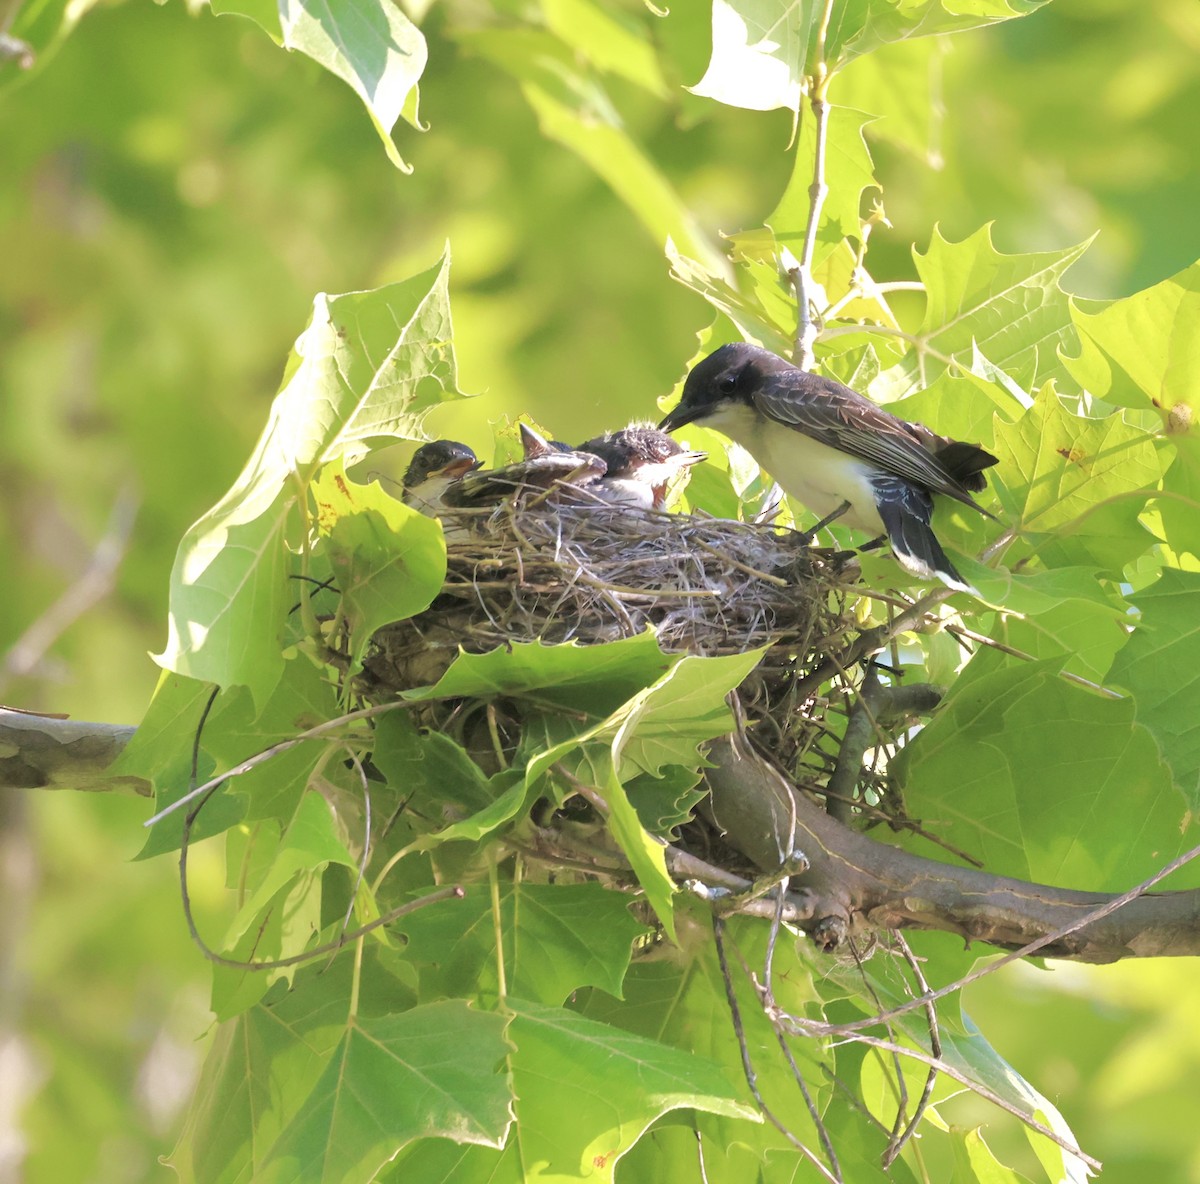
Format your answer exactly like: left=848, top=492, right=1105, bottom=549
left=789, top=0, right=837, bottom=371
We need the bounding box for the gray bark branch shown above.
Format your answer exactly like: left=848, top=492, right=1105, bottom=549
left=704, top=734, right=1200, bottom=963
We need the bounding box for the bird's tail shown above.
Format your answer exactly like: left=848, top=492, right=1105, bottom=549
left=934, top=440, right=999, bottom=493
left=871, top=476, right=977, bottom=595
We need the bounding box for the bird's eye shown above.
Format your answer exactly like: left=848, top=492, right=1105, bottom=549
left=717, top=375, right=738, bottom=395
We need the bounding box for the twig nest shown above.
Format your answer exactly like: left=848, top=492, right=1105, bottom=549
left=361, top=492, right=854, bottom=702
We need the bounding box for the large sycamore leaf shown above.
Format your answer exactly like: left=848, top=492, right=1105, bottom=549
left=896, top=662, right=1190, bottom=890
left=175, top=977, right=512, bottom=1184
left=990, top=384, right=1161, bottom=575
left=156, top=255, right=464, bottom=704
left=690, top=0, right=1048, bottom=112
left=170, top=960, right=355, bottom=1184
left=312, top=463, right=446, bottom=671
left=1108, top=570, right=1200, bottom=811
left=397, top=882, right=647, bottom=1005
left=885, top=225, right=1088, bottom=394
left=391, top=1000, right=757, bottom=1183
left=214, top=0, right=427, bottom=171
left=1063, top=261, right=1200, bottom=558
left=257, top=1001, right=512, bottom=1183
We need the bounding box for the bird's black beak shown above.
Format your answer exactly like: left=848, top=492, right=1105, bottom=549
left=658, top=404, right=701, bottom=433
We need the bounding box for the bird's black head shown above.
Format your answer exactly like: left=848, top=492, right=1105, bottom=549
left=403, top=440, right=480, bottom=488
left=658, top=342, right=793, bottom=433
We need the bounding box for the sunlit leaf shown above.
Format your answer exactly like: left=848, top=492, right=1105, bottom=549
left=887, top=225, right=1089, bottom=393
left=896, top=662, right=1191, bottom=889
left=156, top=256, right=465, bottom=702
left=690, top=0, right=1049, bottom=112
left=313, top=463, right=446, bottom=670
left=277, top=0, right=427, bottom=171
left=1108, top=569, right=1200, bottom=810
left=1064, top=261, right=1200, bottom=558
left=990, top=384, right=1161, bottom=574
left=768, top=104, right=878, bottom=264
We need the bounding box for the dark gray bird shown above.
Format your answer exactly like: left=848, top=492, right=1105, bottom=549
left=402, top=440, right=481, bottom=512
left=578, top=426, right=707, bottom=511
left=659, top=342, right=998, bottom=591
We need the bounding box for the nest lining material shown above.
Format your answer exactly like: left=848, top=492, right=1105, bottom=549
left=359, top=488, right=862, bottom=782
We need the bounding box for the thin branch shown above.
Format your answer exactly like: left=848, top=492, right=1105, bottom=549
left=713, top=917, right=841, bottom=1184
left=1, top=485, right=139, bottom=691
left=144, top=698, right=421, bottom=827
left=177, top=764, right=464, bottom=971
left=782, top=1022, right=1100, bottom=1173
left=882, top=935, right=939, bottom=1169
left=789, top=0, right=837, bottom=371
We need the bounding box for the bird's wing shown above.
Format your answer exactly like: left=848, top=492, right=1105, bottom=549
left=752, top=372, right=979, bottom=505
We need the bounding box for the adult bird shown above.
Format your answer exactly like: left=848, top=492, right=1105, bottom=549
left=578, top=426, right=707, bottom=511
left=659, top=342, right=998, bottom=592
left=402, top=440, right=481, bottom=513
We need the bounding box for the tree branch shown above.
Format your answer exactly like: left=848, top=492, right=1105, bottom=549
left=704, top=734, right=1200, bottom=963
left=0, top=709, right=146, bottom=794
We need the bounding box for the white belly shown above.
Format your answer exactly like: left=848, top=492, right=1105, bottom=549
left=704, top=403, right=884, bottom=535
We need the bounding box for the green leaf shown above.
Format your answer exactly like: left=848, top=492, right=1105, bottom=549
left=206, top=656, right=341, bottom=824
left=837, top=35, right=941, bottom=160
left=211, top=790, right=360, bottom=1018
left=887, top=225, right=1089, bottom=394
left=689, top=0, right=1049, bottom=112
left=212, top=0, right=282, bottom=42
left=119, top=674, right=242, bottom=859
left=768, top=105, right=878, bottom=265
left=624, top=765, right=707, bottom=835
left=394, top=999, right=757, bottom=1184
left=582, top=914, right=833, bottom=1170
left=896, top=662, right=1190, bottom=889
left=666, top=243, right=795, bottom=356
left=257, top=1002, right=512, bottom=1183
left=314, top=463, right=447, bottom=669
left=170, top=960, right=357, bottom=1184
left=990, top=384, right=1161, bottom=574
left=397, top=882, right=647, bottom=1005
left=1108, top=570, right=1200, bottom=810
left=277, top=0, right=427, bottom=172
left=409, top=632, right=674, bottom=713
left=525, top=648, right=767, bottom=938
left=1063, top=261, right=1200, bottom=558
left=1064, top=260, right=1200, bottom=420
left=156, top=256, right=464, bottom=703
left=372, top=714, right=494, bottom=814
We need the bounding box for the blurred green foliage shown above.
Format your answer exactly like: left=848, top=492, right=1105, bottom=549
left=2, top=0, right=1199, bottom=1180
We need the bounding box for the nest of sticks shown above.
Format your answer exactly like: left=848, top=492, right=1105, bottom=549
left=358, top=489, right=865, bottom=786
